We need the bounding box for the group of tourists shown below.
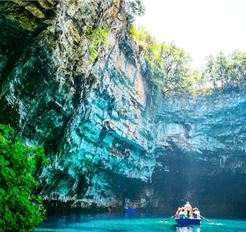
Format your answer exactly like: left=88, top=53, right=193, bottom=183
left=175, top=202, right=201, bottom=219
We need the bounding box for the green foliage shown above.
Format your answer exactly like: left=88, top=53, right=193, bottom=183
left=129, top=25, right=139, bottom=41
left=129, top=26, right=246, bottom=96
left=182, top=70, right=211, bottom=96
left=128, top=8, right=246, bottom=96
left=129, top=26, right=198, bottom=96
left=146, top=42, right=191, bottom=95
left=203, top=51, right=246, bottom=91
left=126, top=0, right=145, bottom=24
left=86, top=26, right=108, bottom=63
left=0, top=124, right=47, bottom=231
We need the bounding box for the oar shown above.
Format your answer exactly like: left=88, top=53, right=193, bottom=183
left=162, top=215, right=175, bottom=223
left=201, top=215, right=215, bottom=224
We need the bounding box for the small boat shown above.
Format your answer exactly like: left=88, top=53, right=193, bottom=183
left=124, top=198, right=138, bottom=215
left=176, top=218, right=200, bottom=226
left=174, top=202, right=201, bottom=226
left=124, top=207, right=137, bottom=215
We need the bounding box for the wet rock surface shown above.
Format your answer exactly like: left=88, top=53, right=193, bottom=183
left=0, top=0, right=245, bottom=217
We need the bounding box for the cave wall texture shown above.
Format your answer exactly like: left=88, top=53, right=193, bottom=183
left=0, top=0, right=246, bottom=217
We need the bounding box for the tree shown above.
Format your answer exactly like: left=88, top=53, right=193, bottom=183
left=182, top=69, right=209, bottom=95
left=203, top=51, right=246, bottom=91
left=129, top=26, right=246, bottom=96
left=125, top=0, right=145, bottom=24
left=156, top=43, right=191, bottom=95
left=129, top=27, right=191, bottom=96
left=0, top=124, right=47, bottom=231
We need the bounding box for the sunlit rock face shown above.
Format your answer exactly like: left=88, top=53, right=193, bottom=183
left=0, top=1, right=245, bottom=216
left=0, top=0, right=155, bottom=209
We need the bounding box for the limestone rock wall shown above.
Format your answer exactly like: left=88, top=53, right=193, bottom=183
left=0, top=0, right=156, bottom=209
left=151, top=92, right=246, bottom=217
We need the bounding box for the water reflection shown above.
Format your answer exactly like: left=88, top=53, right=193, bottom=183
left=176, top=226, right=200, bottom=232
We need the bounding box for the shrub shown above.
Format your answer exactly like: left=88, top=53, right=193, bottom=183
left=129, top=26, right=194, bottom=96
left=86, top=26, right=108, bottom=63
left=203, top=51, right=246, bottom=91
left=126, top=0, right=145, bottom=24
left=0, top=124, right=47, bottom=231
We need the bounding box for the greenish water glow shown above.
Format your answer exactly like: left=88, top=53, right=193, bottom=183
left=35, top=215, right=246, bottom=232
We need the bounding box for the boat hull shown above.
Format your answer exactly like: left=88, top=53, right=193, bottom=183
left=124, top=208, right=137, bottom=215
left=176, top=218, right=200, bottom=226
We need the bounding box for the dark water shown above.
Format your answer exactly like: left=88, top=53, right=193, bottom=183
left=34, top=214, right=246, bottom=232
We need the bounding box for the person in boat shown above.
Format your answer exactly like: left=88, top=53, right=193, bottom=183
left=184, top=201, right=192, bottom=218
left=193, top=208, right=201, bottom=219
left=175, top=207, right=182, bottom=219
left=179, top=208, right=186, bottom=219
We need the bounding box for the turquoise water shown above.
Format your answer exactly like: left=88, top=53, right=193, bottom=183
left=35, top=215, right=246, bottom=232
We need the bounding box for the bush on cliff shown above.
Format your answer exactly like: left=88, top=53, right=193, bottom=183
left=129, top=26, right=205, bottom=96
left=126, top=0, right=145, bottom=23
left=203, top=51, right=246, bottom=91
left=129, top=26, right=246, bottom=96
left=0, top=124, right=47, bottom=231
